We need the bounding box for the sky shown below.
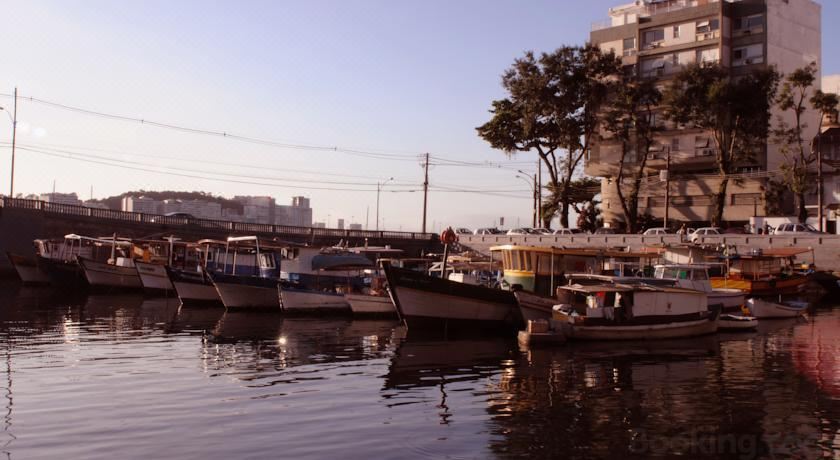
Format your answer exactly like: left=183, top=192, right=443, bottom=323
left=2, top=0, right=839, bottom=232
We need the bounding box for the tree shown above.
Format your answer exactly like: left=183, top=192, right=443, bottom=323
left=577, top=200, right=602, bottom=233
left=773, top=63, right=817, bottom=223
left=601, top=78, right=662, bottom=233
left=541, top=177, right=600, bottom=227
left=663, top=64, right=779, bottom=226
left=477, top=45, right=620, bottom=228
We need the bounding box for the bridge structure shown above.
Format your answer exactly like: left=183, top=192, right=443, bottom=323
left=0, top=198, right=440, bottom=275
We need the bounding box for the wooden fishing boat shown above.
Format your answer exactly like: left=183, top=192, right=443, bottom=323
left=5, top=251, right=50, bottom=285
left=653, top=264, right=745, bottom=311
left=207, top=236, right=283, bottom=310
left=746, top=298, right=808, bottom=318
left=383, top=264, right=520, bottom=331
left=709, top=248, right=811, bottom=295
left=552, top=283, right=718, bottom=341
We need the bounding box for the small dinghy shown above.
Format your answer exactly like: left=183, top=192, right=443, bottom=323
left=746, top=298, right=808, bottom=319
left=718, top=314, right=758, bottom=331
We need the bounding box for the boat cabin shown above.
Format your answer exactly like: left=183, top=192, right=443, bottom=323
left=556, top=283, right=707, bottom=323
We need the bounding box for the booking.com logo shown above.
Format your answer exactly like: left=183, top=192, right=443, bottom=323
left=627, top=427, right=823, bottom=459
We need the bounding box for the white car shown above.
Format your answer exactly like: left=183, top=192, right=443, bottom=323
left=454, top=227, right=473, bottom=235
left=689, top=227, right=722, bottom=242
left=772, top=223, right=821, bottom=235
left=553, top=228, right=583, bottom=235
left=531, top=228, right=553, bottom=235
left=643, top=227, right=670, bottom=235
left=507, top=228, right=538, bottom=235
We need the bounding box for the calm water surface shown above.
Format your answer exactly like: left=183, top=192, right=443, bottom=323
left=0, top=281, right=838, bottom=459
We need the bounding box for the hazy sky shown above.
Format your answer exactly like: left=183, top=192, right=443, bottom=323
left=2, top=1, right=838, bottom=231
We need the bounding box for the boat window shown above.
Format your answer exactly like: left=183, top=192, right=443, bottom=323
left=654, top=266, right=665, bottom=278
left=522, top=251, right=532, bottom=272
left=692, top=269, right=708, bottom=280
left=510, top=251, right=520, bottom=271
left=259, top=253, right=275, bottom=269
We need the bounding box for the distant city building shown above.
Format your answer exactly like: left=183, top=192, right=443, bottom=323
left=337, top=218, right=345, bottom=230
left=159, top=198, right=222, bottom=219
left=275, top=196, right=313, bottom=227
left=348, top=223, right=362, bottom=230
left=121, top=196, right=160, bottom=214
left=824, top=74, right=840, bottom=96
left=234, top=196, right=275, bottom=224
left=312, top=222, right=326, bottom=228
left=39, top=192, right=82, bottom=206
left=83, top=200, right=109, bottom=209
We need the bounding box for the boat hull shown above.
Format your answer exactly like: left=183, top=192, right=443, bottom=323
left=208, top=272, right=280, bottom=310
left=279, top=287, right=351, bottom=313
left=384, top=265, right=520, bottom=330
left=78, top=257, right=142, bottom=290
left=345, top=293, right=396, bottom=316
left=513, top=291, right=555, bottom=322
left=746, top=298, right=807, bottom=318
left=167, top=267, right=222, bottom=306
left=6, top=252, right=50, bottom=285
left=711, top=276, right=807, bottom=295
left=134, top=261, right=175, bottom=294
left=556, top=314, right=718, bottom=341
left=708, top=289, right=745, bottom=310
left=38, top=256, right=86, bottom=288
left=718, top=314, right=758, bottom=331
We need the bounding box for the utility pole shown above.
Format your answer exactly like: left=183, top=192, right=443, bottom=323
left=532, top=173, right=538, bottom=227
left=663, top=147, right=671, bottom=229
left=422, top=153, right=429, bottom=234
left=9, top=87, right=17, bottom=198
left=537, top=158, right=542, bottom=227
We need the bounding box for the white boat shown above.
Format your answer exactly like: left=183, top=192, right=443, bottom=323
left=168, top=267, right=221, bottom=305
left=718, top=314, right=758, bottom=331
left=383, top=264, right=520, bottom=331
left=746, top=297, right=808, bottom=318
left=552, top=283, right=718, bottom=341
left=78, top=256, right=142, bottom=290
left=653, top=264, right=745, bottom=311
left=278, top=249, right=373, bottom=314
left=345, top=293, right=396, bottom=316
left=135, top=261, right=174, bottom=293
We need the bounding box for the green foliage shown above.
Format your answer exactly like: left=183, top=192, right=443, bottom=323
left=477, top=45, right=620, bottom=228
left=576, top=200, right=602, bottom=233
left=90, top=190, right=244, bottom=212
left=601, top=77, right=662, bottom=232
left=773, top=62, right=818, bottom=223
left=663, top=64, right=779, bottom=225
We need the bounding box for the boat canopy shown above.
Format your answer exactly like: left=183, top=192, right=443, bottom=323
left=311, top=253, right=374, bottom=271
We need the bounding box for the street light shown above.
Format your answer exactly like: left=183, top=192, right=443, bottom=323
left=0, top=87, right=17, bottom=198
left=376, top=177, right=393, bottom=231
left=515, top=173, right=537, bottom=227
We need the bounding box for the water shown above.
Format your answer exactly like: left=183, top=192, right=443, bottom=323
left=0, top=281, right=837, bottom=459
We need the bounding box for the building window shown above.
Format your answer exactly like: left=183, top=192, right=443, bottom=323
left=696, top=48, right=719, bottom=65
left=643, top=29, right=665, bottom=47
left=623, top=37, right=636, bottom=50
left=673, top=25, right=681, bottom=39
left=671, top=137, right=681, bottom=152
left=695, top=18, right=720, bottom=33
left=734, top=14, right=763, bottom=32
left=733, top=44, right=764, bottom=66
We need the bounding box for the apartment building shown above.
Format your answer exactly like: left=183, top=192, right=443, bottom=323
left=275, top=196, right=313, bottom=227
left=588, top=0, right=821, bottom=226
left=39, top=192, right=82, bottom=206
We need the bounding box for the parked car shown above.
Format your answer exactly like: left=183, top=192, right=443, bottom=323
left=643, top=227, right=671, bottom=235
left=454, top=228, right=473, bottom=235
left=689, top=227, right=722, bottom=243
left=530, top=228, right=553, bottom=235
left=474, top=227, right=503, bottom=235
left=553, top=228, right=583, bottom=235
left=773, top=223, right=822, bottom=235
left=507, top=228, right=536, bottom=235
left=592, top=227, right=617, bottom=235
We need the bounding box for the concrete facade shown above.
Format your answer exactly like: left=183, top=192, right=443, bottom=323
left=588, top=0, right=822, bottom=227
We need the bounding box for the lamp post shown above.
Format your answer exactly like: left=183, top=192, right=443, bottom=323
left=0, top=87, right=17, bottom=198
left=516, top=173, right=537, bottom=227
left=376, top=177, right=393, bottom=231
